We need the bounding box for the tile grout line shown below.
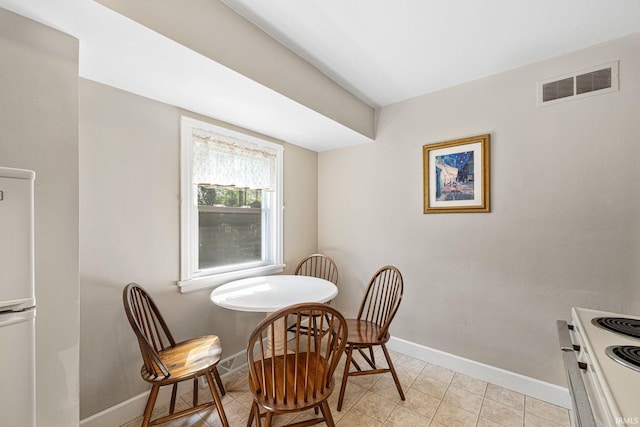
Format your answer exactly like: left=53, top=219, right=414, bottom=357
left=473, top=386, right=486, bottom=427
left=431, top=371, right=453, bottom=427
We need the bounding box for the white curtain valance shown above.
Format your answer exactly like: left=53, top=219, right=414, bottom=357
left=192, top=131, right=277, bottom=191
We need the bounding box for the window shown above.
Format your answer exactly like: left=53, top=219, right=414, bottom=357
left=178, top=117, right=284, bottom=293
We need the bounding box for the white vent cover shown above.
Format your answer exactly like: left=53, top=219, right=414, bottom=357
left=537, top=61, right=618, bottom=107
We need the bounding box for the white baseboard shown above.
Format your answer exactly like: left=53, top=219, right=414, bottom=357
left=80, top=350, right=248, bottom=427
left=81, top=338, right=571, bottom=426
left=387, top=336, right=571, bottom=409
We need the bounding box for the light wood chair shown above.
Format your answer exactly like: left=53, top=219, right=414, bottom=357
left=336, top=265, right=405, bottom=411
left=122, top=283, right=229, bottom=427
left=246, top=302, right=348, bottom=427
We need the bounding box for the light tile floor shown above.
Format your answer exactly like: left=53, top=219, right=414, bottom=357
left=121, top=348, right=572, bottom=427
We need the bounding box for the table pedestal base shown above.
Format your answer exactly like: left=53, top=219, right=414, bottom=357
left=223, top=313, right=289, bottom=392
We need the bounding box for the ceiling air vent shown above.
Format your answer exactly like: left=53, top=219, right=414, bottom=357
left=537, top=61, right=618, bottom=107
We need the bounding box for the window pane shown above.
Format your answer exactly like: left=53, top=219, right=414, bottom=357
left=198, top=207, right=262, bottom=269
left=197, top=186, right=262, bottom=208
left=197, top=186, right=263, bottom=270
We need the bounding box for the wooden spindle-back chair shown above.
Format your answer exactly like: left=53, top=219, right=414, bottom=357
left=294, top=254, right=339, bottom=287
left=288, top=254, right=339, bottom=337
left=336, top=265, right=405, bottom=411
left=123, top=283, right=228, bottom=427
left=246, top=302, right=348, bottom=427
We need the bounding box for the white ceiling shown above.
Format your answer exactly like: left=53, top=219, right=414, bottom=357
left=3, top=1, right=640, bottom=151
left=222, top=0, right=640, bottom=107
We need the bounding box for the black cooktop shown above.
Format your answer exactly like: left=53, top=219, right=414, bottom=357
left=592, top=317, right=640, bottom=339
left=606, top=345, right=640, bottom=372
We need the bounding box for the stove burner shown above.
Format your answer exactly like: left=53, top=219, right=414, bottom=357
left=606, top=345, right=640, bottom=372
left=592, top=317, right=640, bottom=339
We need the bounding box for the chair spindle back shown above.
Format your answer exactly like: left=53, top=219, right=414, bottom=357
left=123, top=283, right=175, bottom=378
left=295, top=254, right=339, bottom=285
left=247, top=303, right=347, bottom=410
left=357, top=265, right=404, bottom=340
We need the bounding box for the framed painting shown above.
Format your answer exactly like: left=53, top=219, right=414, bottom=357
left=423, top=134, right=490, bottom=213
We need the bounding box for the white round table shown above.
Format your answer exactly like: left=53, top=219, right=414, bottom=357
left=210, top=275, right=338, bottom=312
left=211, top=275, right=338, bottom=390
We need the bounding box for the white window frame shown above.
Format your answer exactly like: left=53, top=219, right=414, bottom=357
left=178, top=116, right=284, bottom=293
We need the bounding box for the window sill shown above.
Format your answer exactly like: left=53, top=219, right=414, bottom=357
left=177, top=263, right=285, bottom=294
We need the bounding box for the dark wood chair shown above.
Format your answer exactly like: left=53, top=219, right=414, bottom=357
left=336, top=265, right=405, bottom=411
left=287, top=254, right=339, bottom=337
left=246, top=302, right=348, bottom=427
left=294, top=254, right=339, bottom=287
left=122, top=283, right=229, bottom=427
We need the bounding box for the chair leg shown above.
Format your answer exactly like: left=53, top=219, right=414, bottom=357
left=253, top=402, right=262, bottom=427
left=356, top=346, right=375, bottom=369
left=193, top=376, right=199, bottom=407
left=337, top=345, right=354, bottom=411
left=251, top=403, right=262, bottom=427
left=205, top=370, right=229, bottom=427
left=141, top=384, right=160, bottom=427
left=247, top=401, right=259, bottom=427
left=169, top=383, right=178, bottom=414
left=319, top=400, right=335, bottom=427
left=264, top=411, right=274, bottom=427
left=213, top=366, right=226, bottom=396
left=381, top=344, right=405, bottom=401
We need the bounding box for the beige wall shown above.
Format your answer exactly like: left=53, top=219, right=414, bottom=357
left=319, top=32, right=640, bottom=386
left=0, top=9, right=80, bottom=426
left=79, top=78, right=319, bottom=418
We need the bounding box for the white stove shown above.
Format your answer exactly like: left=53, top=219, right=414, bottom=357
left=558, top=307, right=640, bottom=426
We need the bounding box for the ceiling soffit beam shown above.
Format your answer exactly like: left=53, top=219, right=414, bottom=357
left=96, top=0, right=375, bottom=141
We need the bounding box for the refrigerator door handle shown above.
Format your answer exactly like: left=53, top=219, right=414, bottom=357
left=0, top=308, right=35, bottom=328
left=0, top=297, right=36, bottom=313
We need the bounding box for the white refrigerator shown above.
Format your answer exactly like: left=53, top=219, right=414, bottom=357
left=0, top=167, right=36, bottom=427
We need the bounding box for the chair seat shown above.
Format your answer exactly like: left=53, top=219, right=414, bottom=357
left=250, top=352, right=333, bottom=412
left=141, top=335, right=223, bottom=383
left=344, top=319, right=390, bottom=345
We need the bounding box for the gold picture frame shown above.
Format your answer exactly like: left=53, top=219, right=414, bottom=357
left=423, top=134, right=490, bottom=213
